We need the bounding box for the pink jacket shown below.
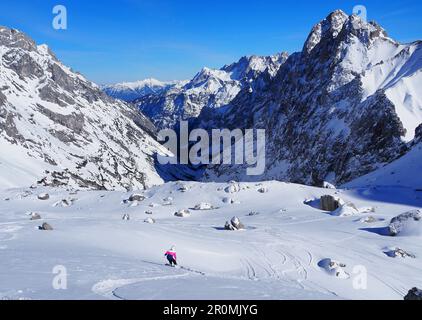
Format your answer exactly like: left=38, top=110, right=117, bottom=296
left=165, top=251, right=177, bottom=260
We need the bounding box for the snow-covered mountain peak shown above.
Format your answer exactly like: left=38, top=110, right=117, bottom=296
left=222, top=53, right=289, bottom=80
left=304, top=10, right=349, bottom=53
left=0, top=26, right=37, bottom=51
left=188, top=67, right=233, bottom=88
left=304, top=10, right=394, bottom=55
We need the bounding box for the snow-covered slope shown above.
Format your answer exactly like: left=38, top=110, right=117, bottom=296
left=1, top=181, right=421, bottom=300
left=135, top=53, right=288, bottom=130
left=101, top=78, right=184, bottom=102
left=345, top=142, right=422, bottom=189
left=346, top=127, right=422, bottom=189
left=0, top=27, right=168, bottom=190
left=201, top=10, right=422, bottom=186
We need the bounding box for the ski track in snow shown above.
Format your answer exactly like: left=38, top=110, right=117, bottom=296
left=92, top=274, right=191, bottom=300
left=0, top=181, right=421, bottom=300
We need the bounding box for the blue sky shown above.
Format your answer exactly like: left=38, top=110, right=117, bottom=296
left=0, top=0, right=421, bottom=84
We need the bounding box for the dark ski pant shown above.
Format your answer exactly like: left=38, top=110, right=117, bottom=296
left=167, top=256, right=177, bottom=266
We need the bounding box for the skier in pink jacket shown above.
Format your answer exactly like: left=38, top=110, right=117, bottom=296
left=164, top=246, right=178, bottom=267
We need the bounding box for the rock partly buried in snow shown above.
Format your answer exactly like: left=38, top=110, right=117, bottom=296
left=222, top=197, right=235, bottom=204
left=320, top=195, right=344, bottom=211
left=359, top=207, right=376, bottom=214
left=193, top=202, right=215, bottom=210
left=331, top=202, right=359, bottom=217
left=177, top=184, right=190, bottom=193
left=404, top=288, right=422, bottom=300
left=30, top=213, right=41, bottom=220
left=122, top=214, right=130, bottom=221
left=53, top=198, right=75, bottom=207
left=388, top=210, right=422, bottom=236
left=384, top=247, right=416, bottom=259
left=144, top=217, right=155, bottom=224
left=225, top=181, right=241, bottom=194
left=149, top=203, right=160, bottom=208
left=145, top=210, right=153, bottom=215
left=359, top=216, right=378, bottom=223
left=37, top=193, right=50, bottom=201
left=322, top=182, right=336, bottom=189
left=318, top=258, right=350, bottom=279
left=174, top=209, right=191, bottom=218
left=225, top=216, right=245, bottom=231
left=39, top=223, right=53, bottom=231
left=163, top=197, right=173, bottom=206
left=128, top=194, right=145, bottom=202
left=257, top=186, right=269, bottom=193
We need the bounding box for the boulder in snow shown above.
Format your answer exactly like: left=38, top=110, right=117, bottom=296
left=388, top=210, right=421, bottom=236
left=128, top=194, right=145, bottom=202
left=39, top=222, right=53, bottom=231
left=163, top=197, right=173, bottom=206
left=359, top=206, right=376, bottom=213
left=318, top=258, right=349, bottom=279
left=145, top=210, right=153, bottom=215
left=144, top=217, right=155, bottom=224
left=404, top=288, right=422, bottom=301
left=53, top=198, right=75, bottom=208
left=224, top=181, right=241, bottom=194
left=193, top=202, right=215, bottom=211
left=149, top=202, right=160, bottom=208
left=331, top=202, right=359, bottom=217
left=177, top=184, right=190, bottom=193
left=30, top=213, right=41, bottom=220
left=257, top=186, right=269, bottom=193
left=225, top=216, right=245, bottom=231
left=222, top=197, right=235, bottom=204
left=384, top=247, right=415, bottom=259
left=322, top=181, right=336, bottom=189
left=359, top=216, right=378, bottom=224
left=37, top=193, right=50, bottom=201
left=122, top=214, right=130, bottom=221
left=320, top=195, right=344, bottom=211
left=174, top=209, right=191, bottom=218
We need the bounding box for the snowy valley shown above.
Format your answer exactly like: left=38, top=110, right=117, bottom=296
left=1, top=180, right=422, bottom=300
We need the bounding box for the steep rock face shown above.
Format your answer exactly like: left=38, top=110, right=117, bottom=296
left=200, top=11, right=421, bottom=186
left=0, top=26, right=167, bottom=190
left=135, top=53, right=288, bottom=130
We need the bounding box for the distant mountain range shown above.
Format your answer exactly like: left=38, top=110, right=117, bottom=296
left=101, top=78, right=186, bottom=103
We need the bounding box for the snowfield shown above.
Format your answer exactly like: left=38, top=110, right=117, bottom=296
left=1, top=181, right=421, bottom=300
